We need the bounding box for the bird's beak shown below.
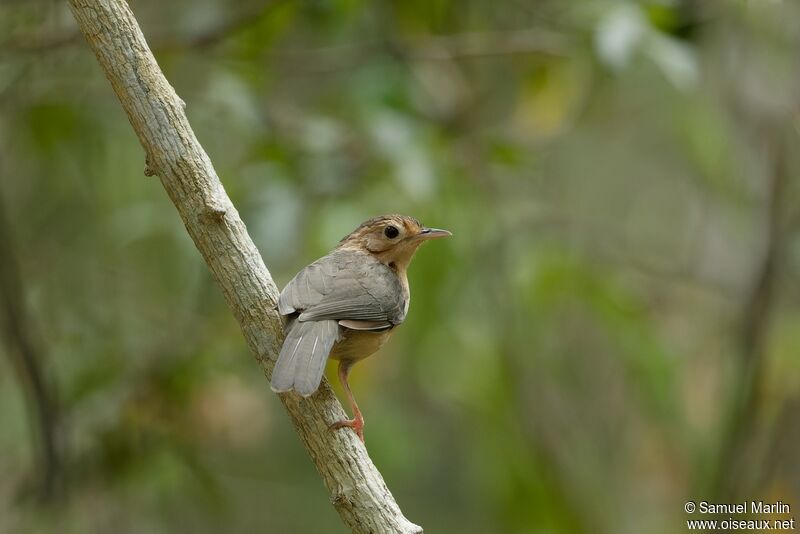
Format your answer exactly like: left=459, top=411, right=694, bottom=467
left=417, top=227, right=452, bottom=240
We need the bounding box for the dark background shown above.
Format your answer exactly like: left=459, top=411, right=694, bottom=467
left=1, top=1, right=799, bottom=532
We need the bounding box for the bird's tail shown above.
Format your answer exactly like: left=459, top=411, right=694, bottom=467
left=271, top=319, right=338, bottom=397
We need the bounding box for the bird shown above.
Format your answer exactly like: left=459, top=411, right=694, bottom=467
left=270, top=214, right=451, bottom=441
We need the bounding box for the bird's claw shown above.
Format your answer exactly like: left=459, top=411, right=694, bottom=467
left=329, top=418, right=365, bottom=442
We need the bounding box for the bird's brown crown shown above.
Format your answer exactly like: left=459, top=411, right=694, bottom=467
left=337, top=214, right=444, bottom=272
left=339, top=214, right=422, bottom=244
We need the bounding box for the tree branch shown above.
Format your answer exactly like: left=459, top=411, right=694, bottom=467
left=264, top=29, right=568, bottom=75
left=66, top=1, right=421, bottom=532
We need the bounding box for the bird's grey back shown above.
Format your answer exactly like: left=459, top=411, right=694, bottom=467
left=279, top=249, right=407, bottom=325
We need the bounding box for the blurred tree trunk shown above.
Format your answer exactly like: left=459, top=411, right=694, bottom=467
left=714, top=127, right=789, bottom=500
left=0, top=190, right=61, bottom=500
left=66, top=1, right=421, bottom=532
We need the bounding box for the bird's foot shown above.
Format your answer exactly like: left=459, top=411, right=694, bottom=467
left=329, top=417, right=364, bottom=442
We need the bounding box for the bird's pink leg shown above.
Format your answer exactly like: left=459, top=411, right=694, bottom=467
left=328, top=360, right=364, bottom=442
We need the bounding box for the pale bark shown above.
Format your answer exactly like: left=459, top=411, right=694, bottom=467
left=66, top=1, right=422, bottom=532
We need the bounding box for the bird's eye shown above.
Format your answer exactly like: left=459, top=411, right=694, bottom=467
left=384, top=225, right=399, bottom=239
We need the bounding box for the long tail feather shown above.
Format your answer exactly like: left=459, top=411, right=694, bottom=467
left=271, top=319, right=338, bottom=396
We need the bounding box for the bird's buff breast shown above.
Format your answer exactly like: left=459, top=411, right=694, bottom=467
left=330, top=327, right=394, bottom=362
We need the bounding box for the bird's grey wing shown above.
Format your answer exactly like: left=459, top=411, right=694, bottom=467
left=338, top=319, right=393, bottom=331
left=294, top=251, right=406, bottom=324
left=279, top=250, right=405, bottom=324
left=278, top=260, right=333, bottom=316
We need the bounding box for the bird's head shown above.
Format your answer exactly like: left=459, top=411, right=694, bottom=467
left=338, top=214, right=451, bottom=271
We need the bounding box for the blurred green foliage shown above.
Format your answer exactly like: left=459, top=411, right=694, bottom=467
left=1, top=0, right=800, bottom=533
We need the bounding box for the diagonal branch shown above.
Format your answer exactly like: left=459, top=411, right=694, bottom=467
left=66, top=1, right=421, bottom=532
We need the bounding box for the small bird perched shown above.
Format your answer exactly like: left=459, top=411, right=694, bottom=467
left=271, top=214, right=450, bottom=441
